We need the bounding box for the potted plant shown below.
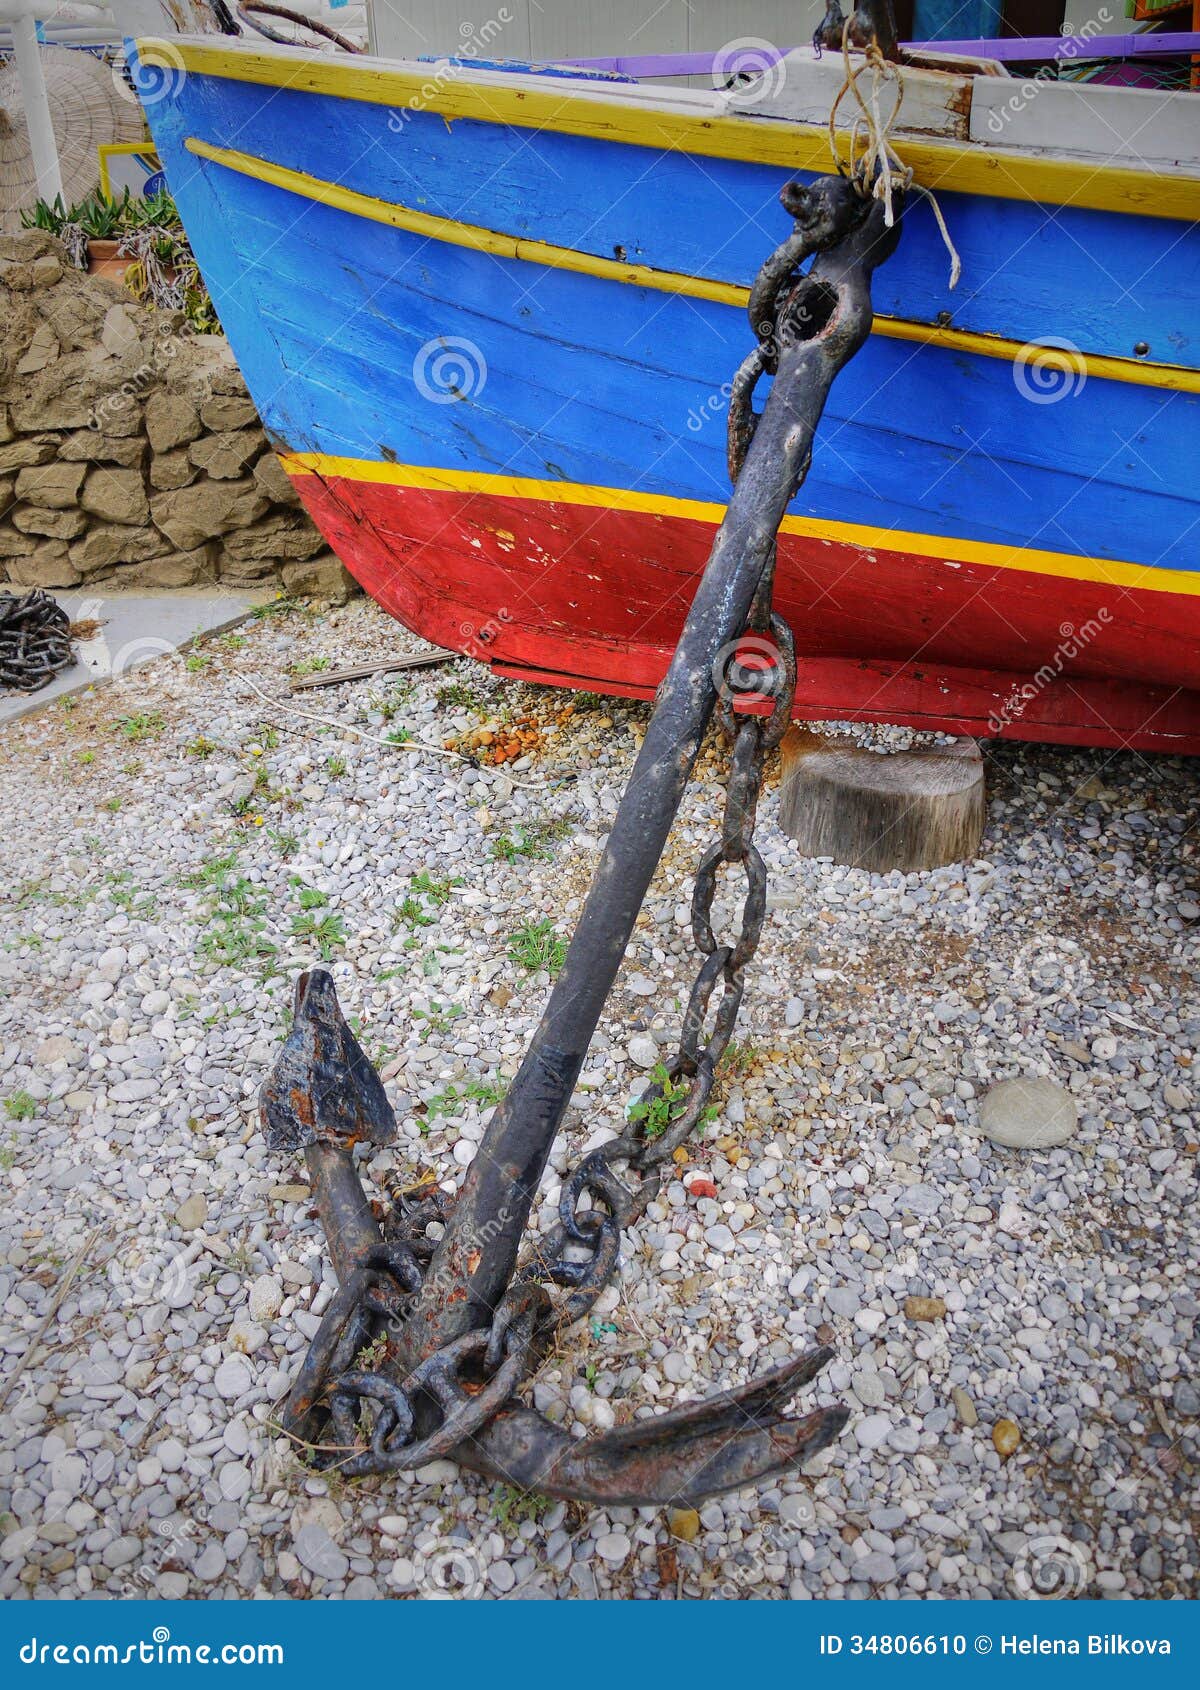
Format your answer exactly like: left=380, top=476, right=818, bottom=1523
left=76, top=187, right=133, bottom=280
left=19, top=186, right=218, bottom=332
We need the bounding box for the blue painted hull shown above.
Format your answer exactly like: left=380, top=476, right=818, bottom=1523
left=133, top=42, right=1200, bottom=748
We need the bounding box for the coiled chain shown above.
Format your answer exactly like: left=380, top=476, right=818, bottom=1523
left=0, top=591, right=74, bottom=694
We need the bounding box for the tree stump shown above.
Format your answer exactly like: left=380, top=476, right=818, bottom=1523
left=777, top=730, right=985, bottom=872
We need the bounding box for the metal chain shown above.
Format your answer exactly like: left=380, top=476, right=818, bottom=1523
left=0, top=591, right=74, bottom=694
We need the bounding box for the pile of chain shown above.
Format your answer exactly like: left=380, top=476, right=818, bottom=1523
left=0, top=590, right=75, bottom=693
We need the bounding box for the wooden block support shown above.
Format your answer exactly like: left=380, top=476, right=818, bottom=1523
left=777, top=730, right=985, bottom=873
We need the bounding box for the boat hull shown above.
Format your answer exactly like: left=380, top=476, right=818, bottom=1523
left=291, top=457, right=1200, bottom=750
left=133, top=40, right=1200, bottom=752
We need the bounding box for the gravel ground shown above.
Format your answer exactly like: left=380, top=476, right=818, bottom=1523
left=0, top=596, right=1196, bottom=1603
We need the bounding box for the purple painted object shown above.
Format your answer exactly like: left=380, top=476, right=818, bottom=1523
left=561, top=35, right=1200, bottom=78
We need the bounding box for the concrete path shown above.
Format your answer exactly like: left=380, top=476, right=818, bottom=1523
left=0, top=587, right=270, bottom=727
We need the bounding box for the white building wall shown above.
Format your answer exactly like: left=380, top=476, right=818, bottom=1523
left=368, top=0, right=831, bottom=64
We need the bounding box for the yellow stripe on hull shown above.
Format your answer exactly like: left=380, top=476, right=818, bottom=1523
left=281, top=452, right=1200, bottom=600
left=147, top=41, right=1200, bottom=222
left=185, top=138, right=1200, bottom=396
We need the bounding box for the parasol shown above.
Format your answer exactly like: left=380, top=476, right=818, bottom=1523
left=0, top=31, right=145, bottom=231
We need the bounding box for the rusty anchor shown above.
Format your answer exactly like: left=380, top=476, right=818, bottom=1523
left=262, top=174, right=902, bottom=1504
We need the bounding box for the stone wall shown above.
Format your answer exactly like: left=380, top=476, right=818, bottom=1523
left=0, top=231, right=357, bottom=602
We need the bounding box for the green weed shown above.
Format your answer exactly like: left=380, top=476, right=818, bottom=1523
left=507, top=919, right=566, bottom=976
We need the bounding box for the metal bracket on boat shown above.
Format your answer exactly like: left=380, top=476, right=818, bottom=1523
left=262, top=175, right=902, bottom=1505
left=813, top=1, right=900, bottom=59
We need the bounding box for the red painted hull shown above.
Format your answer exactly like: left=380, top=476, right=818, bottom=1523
left=296, top=471, right=1200, bottom=754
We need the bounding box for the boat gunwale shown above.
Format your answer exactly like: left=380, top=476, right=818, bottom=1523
left=135, top=37, right=1200, bottom=222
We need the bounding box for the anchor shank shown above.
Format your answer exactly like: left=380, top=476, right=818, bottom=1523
left=304, top=1143, right=381, bottom=1283
left=397, top=197, right=899, bottom=1367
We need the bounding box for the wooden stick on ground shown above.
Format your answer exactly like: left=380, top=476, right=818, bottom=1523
left=290, top=649, right=455, bottom=691
left=0, top=1222, right=108, bottom=1415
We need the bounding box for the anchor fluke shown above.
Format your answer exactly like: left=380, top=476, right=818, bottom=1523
left=260, top=967, right=396, bottom=1153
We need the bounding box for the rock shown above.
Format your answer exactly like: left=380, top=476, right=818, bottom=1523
left=1, top=1526, right=37, bottom=1562
left=100, top=304, right=140, bottom=356
left=201, top=395, right=259, bottom=431
left=175, top=1194, right=207, bottom=1231
left=0, top=436, right=58, bottom=472
left=145, top=391, right=202, bottom=453
left=951, top=1386, right=978, bottom=1427
left=248, top=1275, right=283, bottom=1323
left=16, top=322, right=60, bottom=376
left=14, top=461, right=85, bottom=509
left=194, top=1543, right=227, bottom=1581
left=997, top=1202, right=1031, bottom=1238
left=189, top=430, right=260, bottom=480
left=209, top=357, right=249, bottom=396
left=129, top=547, right=212, bottom=589
left=281, top=553, right=358, bottom=603
left=10, top=349, right=124, bottom=430
left=213, top=1356, right=253, bottom=1400
left=667, top=1508, right=700, bottom=1543
left=978, top=1076, right=1078, bottom=1149
left=59, top=429, right=145, bottom=468
left=149, top=447, right=200, bottom=491
left=222, top=514, right=325, bottom=564
left=6, top=541, right=79, bottom=588
left=269, top=1183, right=309, bottom=1203
left=35, top=1035, right=79, bottom=1065
left=854, top=1414, right=892, bottom=1450
left=69, top=522, right=168, bottom=574
left=229, top=1320, right=267, bottom=1354
left=253, top=451, right=299, bottom=505
left=152, top=478, right=269, bottom=550
left=294, top=1524, right=348, bottom=1581
left=11, top=504, right=87, bottom=539
left=80, top=465, right=149, bottom=525
left=852, top=1372, right=886, bottom=1408
left=31, top=254, right=63, bottom=290
left=594, top=1531, right=630, bottom=1565
left=628, top=1036, right=658, bottom=1069
left=992, top=1418, right=1021, bottom=1459
left=904, top=1295, right=946, bottom=1322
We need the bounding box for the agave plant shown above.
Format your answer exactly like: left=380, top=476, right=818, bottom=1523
left=19, top=185, right=219, bottom=332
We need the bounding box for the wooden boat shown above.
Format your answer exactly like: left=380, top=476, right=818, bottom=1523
left=129, top=28, right=1200, bottom=752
